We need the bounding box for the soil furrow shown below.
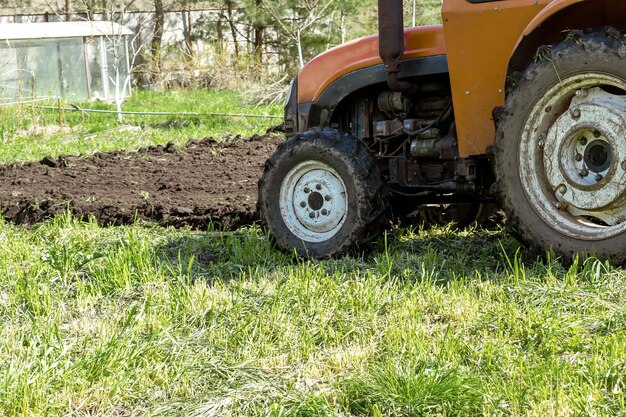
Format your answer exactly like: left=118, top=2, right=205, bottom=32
left=0, top=134, right=282, bottom=229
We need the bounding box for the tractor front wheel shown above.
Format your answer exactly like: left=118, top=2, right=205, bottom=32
left=494, top=30, right=626, bottom=264
left=258, top=128, right=387, bottom=258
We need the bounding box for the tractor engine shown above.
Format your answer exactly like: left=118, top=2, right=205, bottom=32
left=374, top=88, right=457, bottom=188
left=355, top=0, right=489, bottom=204
left=331, top=83, right=489, bottom=205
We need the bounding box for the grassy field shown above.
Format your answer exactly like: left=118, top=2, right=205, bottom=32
left=1, top=218, right=626, bottom=416
left=1, top=89, right=626, bottom=416
left=0, top=90, right=281, bottom=163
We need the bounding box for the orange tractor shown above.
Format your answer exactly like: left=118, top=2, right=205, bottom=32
left=258, top=0, right=626, bottom=262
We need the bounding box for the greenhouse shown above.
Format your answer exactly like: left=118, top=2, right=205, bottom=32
left=0, top=21, right=133, bottom=102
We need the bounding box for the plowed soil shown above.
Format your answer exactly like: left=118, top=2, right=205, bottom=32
left=0, top=134, right=283, bottom=230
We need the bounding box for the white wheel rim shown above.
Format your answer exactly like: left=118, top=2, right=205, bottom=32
left=519, top=74, right=626, bottom=240
left=279, top=161, right=348, bottom=243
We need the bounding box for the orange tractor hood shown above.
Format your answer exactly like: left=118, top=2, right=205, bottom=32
left=297, top=25, right=447, bottom=104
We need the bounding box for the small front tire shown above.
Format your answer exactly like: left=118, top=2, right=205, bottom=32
left=258, top=128, right=387, bottom=258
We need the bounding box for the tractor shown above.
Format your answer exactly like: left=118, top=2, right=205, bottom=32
left=258, top=0, right=626, bottom=262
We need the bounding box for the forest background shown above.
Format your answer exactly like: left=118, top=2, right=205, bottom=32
left=0, top=0, right=442, bottom=92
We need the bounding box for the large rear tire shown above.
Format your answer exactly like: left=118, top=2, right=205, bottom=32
left=494, top=30, right=626, bottom=264
left=258, top=128, right=387, bottom=258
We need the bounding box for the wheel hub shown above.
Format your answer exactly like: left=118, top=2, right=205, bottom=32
left=307, top=191, right=324, bottom=211
left=543, top=87, right=626, bottom=224
left=584, top=140, right=611, bottom=174
left=279, top=161, right=348, bottom=243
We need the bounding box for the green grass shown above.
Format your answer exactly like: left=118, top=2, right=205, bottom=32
left=0, top=89, right=282, bottom=163
left=0, top=216, right=625, bottom=416
left=1, top=88, right=625, bottom=416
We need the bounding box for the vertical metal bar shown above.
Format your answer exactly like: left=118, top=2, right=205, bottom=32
left=378, top=0, right=414, bottom=93
left=57, top=96, right=64, bottom=125
left=378, top=0, right=405, bottom=70
left=31, top=75, right=36, bottom=129
left=125, top=37, right=131, bottom=99
left=83, top=37, right=92, bottom=99
left=99, top=36, right=109, bottom=101
left=56, top=40, right=64, bottom=98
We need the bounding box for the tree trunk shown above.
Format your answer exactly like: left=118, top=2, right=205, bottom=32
left=102, top=0, right=109, bottom=20
left=296, top=29, right=304, bottom=69
left=85, top=0, right=95, bottom=20
left=216, top=12, right=224, bottom=53
left=183, top=9, right=194, bottom=58
left=152, top=0, right=165, bottom=75
left=65, top=0, right=71, bottom=21
left=252, top=0, right=264, bottom=60
left=253, top=25, right=264, bottom=59
left=225, top=1, right=239, bottom=57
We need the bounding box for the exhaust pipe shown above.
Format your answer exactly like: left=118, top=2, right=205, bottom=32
left=378, top=0, right=415, bottom=94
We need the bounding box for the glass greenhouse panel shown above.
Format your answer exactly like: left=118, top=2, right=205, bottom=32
left=0, top=45, right=21, bottom=99
left=58, top=39, right=88, bottom=100
left=0, top=39, right=88, bottom=100
left=0, top=22, right=132, bottom=102
left=85, top=37, right=105, bottom=100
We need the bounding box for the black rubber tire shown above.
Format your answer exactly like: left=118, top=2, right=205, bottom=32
left=258, top=128, right=388, bottom=258
left=493, top=29, right=626, bottom=264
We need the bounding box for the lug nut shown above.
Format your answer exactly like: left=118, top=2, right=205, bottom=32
left=321, top=209, right=329, bottom=216
left=575, top=153, right=582, bottom=162
left=580, top=168, right=589, bottom=177
left=575, top=89, right=588, bottom=98
left=316, top=184, right=322, bottom=191
left=596, top=174, right=604, bottom=182
left=325, top=195, right=332, bottom=202
left=309, top=212, right=316, bottom=219
left=580, top=137, right=588, bottom=146
left=300, top=201, right=306, bottom=208
left=538, top=140, right=545, bottom=149
left=557, top=184, right=567, bottom=194
left=555, top=201, right=563, bottom=209
left=304, top=187, right=310, bottom=193
left=571, top=108, right=581, bottom=119
left=593, top=130, right=601, bottom=138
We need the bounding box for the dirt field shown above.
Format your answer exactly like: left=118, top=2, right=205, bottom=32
left=0, top=134, right=282, bottom=230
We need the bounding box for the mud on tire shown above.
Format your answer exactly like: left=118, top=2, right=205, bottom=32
left=258, top=128, right=387, bottom=258
left=494, top=29, right=626, bottom=264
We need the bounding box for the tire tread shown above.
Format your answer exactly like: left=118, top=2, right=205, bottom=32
left=258, top=128, right=388, bottom=258
left=493, top=28, right=626, bottom=264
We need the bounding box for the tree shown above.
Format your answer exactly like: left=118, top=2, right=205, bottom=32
left=250, top=0, right=266, bottom=58
left=151, top=0, right=165, bottom=72
left=404, top=0, right=442, bottom=26
left=74, top=0, right=141, bottom=121
left=102, top=1, right=142, bottom=122
left=261, top=0, right=334, bottom=68
left=223, top=0, right=240, bottom=57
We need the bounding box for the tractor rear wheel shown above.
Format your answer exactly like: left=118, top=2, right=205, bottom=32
left=258, top=128, right=387, bottom=258
left=494, top=30, right=626, bottom=264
